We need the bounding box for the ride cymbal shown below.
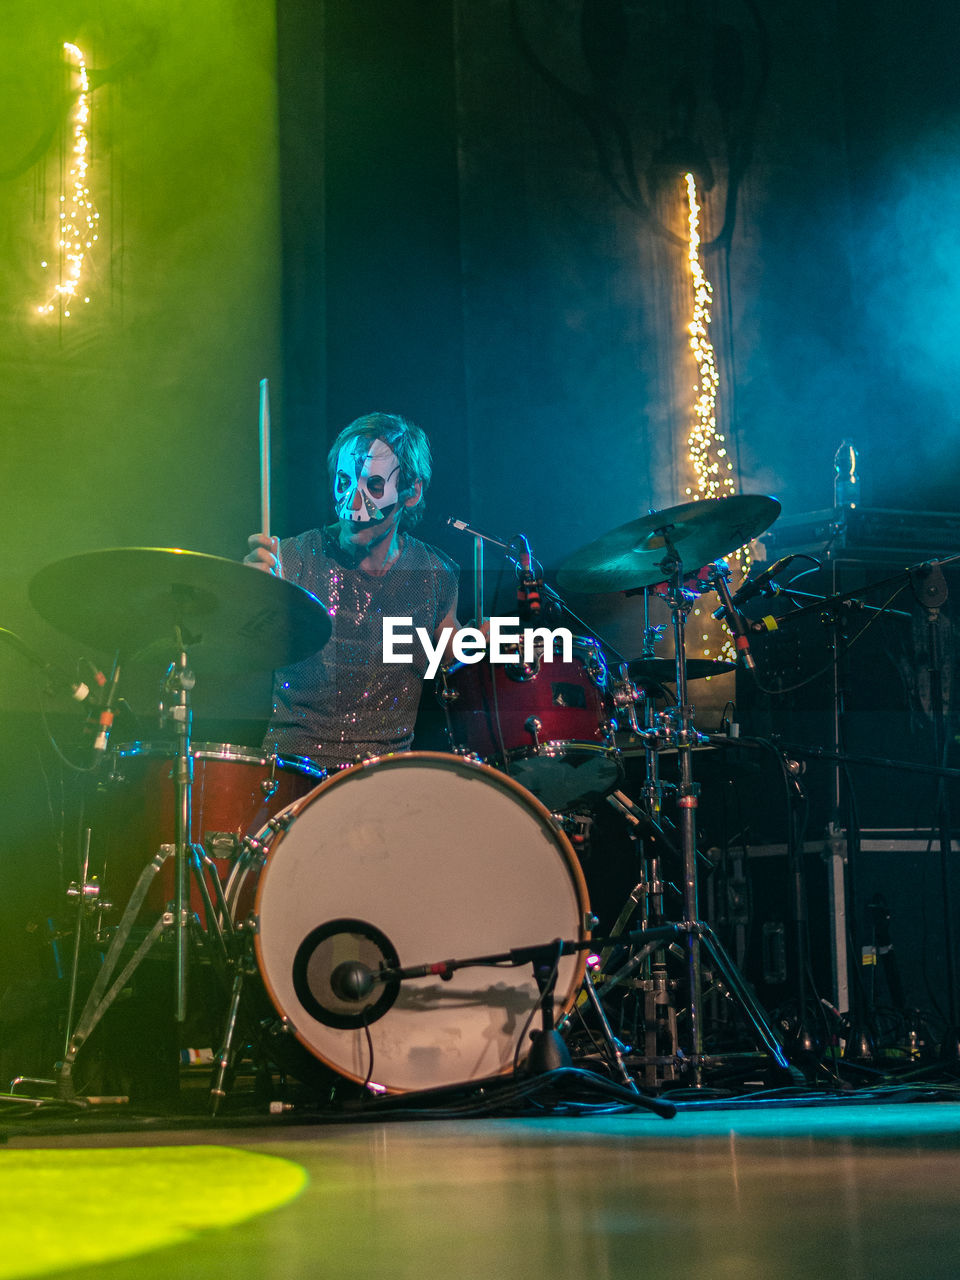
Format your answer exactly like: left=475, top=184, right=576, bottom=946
left=29, top=547, right=332, bottom=671
left=556, top=495, right=781, bottom=594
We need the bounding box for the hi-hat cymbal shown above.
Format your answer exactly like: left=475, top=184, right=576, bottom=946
left=29, top=548, right=332, bottom=672
left=627, top=656, right=735, bottom=686
left=556, top=495, right=781, bottom=594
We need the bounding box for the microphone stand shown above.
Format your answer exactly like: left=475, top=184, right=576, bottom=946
left=447, top=516, right=511, bottom=626
left=909, top=562, right=960, bottom=1055
left=705, top=733, right=822, bottom=1060
left=333, top=927, right=683, bottom=1117
left=754, top=561, right=945, bottom=1042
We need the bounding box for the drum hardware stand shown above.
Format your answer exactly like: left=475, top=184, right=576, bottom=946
left=761, top=564, right=937, bottom=1044
left=56, top=838, right=233, bottom=1101
left=598, top=790, right=683, bottom=1086
left=208, top=813, right=303, bottom=1115
left=0, top=828, right=105, bottom=1105
left=62, top=826, right=105, bottom=1061
left=209, top=931, right=263, bottom=1116
left=577, top=967, right=639, bottom=1091
left=910, top=560, right=960, bottom=1059
left=55, top=636, right=236, bottom=1102
left=640, top=553, right=788, bottom=1084
left=584, top=572, right=784, bottom=1087
left=705, top=732, right=824, bottom=1059
left=329, top=932, right=678, bottom=1116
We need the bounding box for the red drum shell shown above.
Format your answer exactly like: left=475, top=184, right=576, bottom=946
left=92, top=742, right=324, bottom=924
left=441, top=636, right=621, bottom=809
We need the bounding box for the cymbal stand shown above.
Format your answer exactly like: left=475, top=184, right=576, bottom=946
left=630, top=587, right=670, bottom=822
left=659, top=554, right=706, bottom=1078
left=600, top=596, right=683, bottom=1084
left=62, top=825, right=99, bottom=1059
left=56, top=637, right=231, bottom=1100
left=587, top=566, right=702, bottom=1082
left=602, top=787, right=680, bottom=1086
left=659, top=552, right=790, bottom=1083
left=166, top=642, right=194, bottom=1022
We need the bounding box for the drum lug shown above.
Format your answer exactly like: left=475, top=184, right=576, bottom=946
left=206, top=832, right=240, bottom=858
left=241, top=833, right=265, bottom=857
left=506, top=658, right=539, bottom=682
left=66, top=877, right=103, bottom=907
left=233, top=911, right=259, bottom=936
left=436, top=671, right=459, bottom=706
left=579, top=639, right=608, bottom=688
left=260, top=777, right=280, bottom=799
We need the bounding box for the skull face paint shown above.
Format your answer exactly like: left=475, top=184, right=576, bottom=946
left=334, top=438, right=402, bottom=524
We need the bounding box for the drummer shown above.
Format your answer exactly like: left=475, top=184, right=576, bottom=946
left=244, top=412, right=459, bottom=773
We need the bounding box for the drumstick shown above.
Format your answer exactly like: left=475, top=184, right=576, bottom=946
left=259, top=377, right=271, bottom=539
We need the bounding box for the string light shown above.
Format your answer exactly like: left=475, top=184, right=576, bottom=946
left=36, top=43, right=100, bottom=319
left=682, top=172, right=748, bottom=663
left=683, top=173, right=734, bottom=503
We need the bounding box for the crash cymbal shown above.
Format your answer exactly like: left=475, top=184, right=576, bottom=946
left=29, top=548, right=331, bottom=672
left=627, top=656, right=736, bottom=686
left=556, top=495, right=781, bottom=594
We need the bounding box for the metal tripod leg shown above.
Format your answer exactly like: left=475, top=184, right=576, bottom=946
left=210, top=968, right=246, bottom=1116
left=580, top=969, right=639, bottom=1093
left=59, top=916, right=167, bottom=1100
left=57, top=843, right=217, bottom=1100
left=697, top=923, right=790, bottom=1069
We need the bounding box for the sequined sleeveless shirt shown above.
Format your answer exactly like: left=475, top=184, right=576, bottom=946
left=263, top=526, right=459, bottom=770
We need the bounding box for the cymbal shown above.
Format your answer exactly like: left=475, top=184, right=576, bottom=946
left=627, top=656, right=735, bottom=686
left=29, top=548, right=332, bottom=672
left=556, top=495, right=781, bottom=594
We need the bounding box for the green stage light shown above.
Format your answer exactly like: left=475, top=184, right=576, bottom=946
left=0, top=1145, right=308, bottom=1277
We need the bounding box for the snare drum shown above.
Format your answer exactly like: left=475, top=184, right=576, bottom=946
left=92, top=742, right=325, bottom=924
left=439, top=635, right=623, bottom=810
left=227, top=752, right=591, bottom=1094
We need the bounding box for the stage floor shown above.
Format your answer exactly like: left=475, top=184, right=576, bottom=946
left=3, top=1096, right=960, bottom=1278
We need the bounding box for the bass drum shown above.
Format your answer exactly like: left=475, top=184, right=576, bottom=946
left=230, top=752, right=591, bottom=1095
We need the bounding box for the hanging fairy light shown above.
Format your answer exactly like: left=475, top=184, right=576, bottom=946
left=683, top=172, right=735, bottom=503
left=682, top=172, right=747, bottom=662
left=36, top=43, right=100, bottom=319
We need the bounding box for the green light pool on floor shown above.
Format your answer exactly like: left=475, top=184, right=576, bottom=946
left=0, top=1145, right=309, bottom=1278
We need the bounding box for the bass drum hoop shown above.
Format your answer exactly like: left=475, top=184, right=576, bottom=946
left=111, top=740, right=325, bottom=775
left=245, top=751, right=591, bottom=1095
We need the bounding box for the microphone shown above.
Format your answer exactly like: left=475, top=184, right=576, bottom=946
left=445, top=516, right=510, bottom=550
left=0, top=627, right=97, bottom=704
left=330, top=960, right=378, bottom=1002
left=93, top=658, right=122, bottom=755
left=712, top=555, right=799, bottom=618
left=515, top=534, right=541, bottom=617
left=329, top=956, right=456, bottom=1002
left=711, top=569, right=756, bottom=671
